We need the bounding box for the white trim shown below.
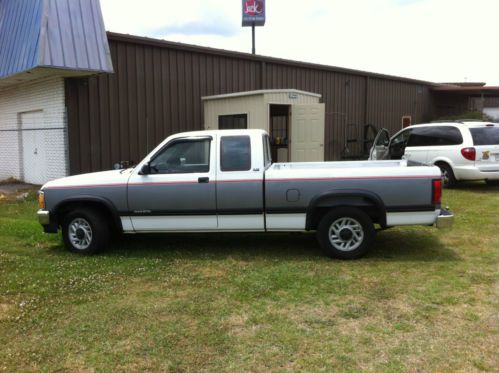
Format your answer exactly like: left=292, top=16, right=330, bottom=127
left=218, top=215, right=264, bottom=230
left=130, top=216, right=218, bottom=231
left=266, top=213, right=306, bottom=231
left=386, top=211, right=439, bottom=226
left=120, top=217, right=134, bottom=232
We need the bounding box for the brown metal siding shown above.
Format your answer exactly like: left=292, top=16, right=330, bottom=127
left=66, top=33, right=434, bottom=174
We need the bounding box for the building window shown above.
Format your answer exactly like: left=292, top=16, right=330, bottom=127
left=218, top=114, right=247, bottom=129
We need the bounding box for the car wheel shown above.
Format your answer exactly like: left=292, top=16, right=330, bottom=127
left=485, top=179, right=499, bottom=186
left=437, top=163, right=457, bottom=188
left=317, top=207, right=375, bottom=259
left=61, top=208, right=110, bottom=255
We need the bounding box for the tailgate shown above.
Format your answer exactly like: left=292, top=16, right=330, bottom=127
left=470, top=126, right=499, bottom=171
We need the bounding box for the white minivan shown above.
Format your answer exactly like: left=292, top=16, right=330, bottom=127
left=369, top=121, right=499, bottom=187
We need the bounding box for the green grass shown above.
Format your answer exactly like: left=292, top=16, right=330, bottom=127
left=0, top=184, right=498, bottom=372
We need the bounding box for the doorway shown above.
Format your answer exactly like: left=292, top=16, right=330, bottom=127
left=20, top=110, right=46, bottom=185
left=269, top=104, right=290, bottom=162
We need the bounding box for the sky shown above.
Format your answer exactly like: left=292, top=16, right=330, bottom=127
left=100, top=0, right=499, bottom=85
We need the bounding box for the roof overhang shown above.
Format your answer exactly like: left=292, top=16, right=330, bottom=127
left=0, top=67, right=105, bottom=90
left=432, top=85, right=499, bottom=95
left=202, top=89, right=322, bottom=101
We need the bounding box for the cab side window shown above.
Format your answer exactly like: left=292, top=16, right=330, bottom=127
left=149, top=139, right=210, bottom=174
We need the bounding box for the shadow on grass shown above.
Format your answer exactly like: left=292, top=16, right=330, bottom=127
left=48, top=228, right=461, bottom=263
left=451, top=181, right=499, bottom=193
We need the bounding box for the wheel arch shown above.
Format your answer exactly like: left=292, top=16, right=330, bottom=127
left=53, top=196, right=123, bottom=233
left=305, top=189, right=386, bottom=230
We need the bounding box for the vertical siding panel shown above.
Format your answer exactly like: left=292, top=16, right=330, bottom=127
left=161, top=49, right=172, bottom=139
left=144, top=46, right=155, bottom=149
left=88, top=77, right=100, bottom=170
left=77, top=80, right=91, bottom=173
left=108, top=43, right=120, bottom=168
left=135, top=45, right=147, bottom=155
left=153, top=47, right=163, bottom=143
left=98, top=74, right=111, bottom=169
left=116, top=42, right=129, bottom=161
left=169, top=50, right=179, bottom=134
left=127, top=44, right=138, bottom=163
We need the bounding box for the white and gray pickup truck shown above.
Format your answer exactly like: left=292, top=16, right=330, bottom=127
left=38, top=129, right=453, bottom=259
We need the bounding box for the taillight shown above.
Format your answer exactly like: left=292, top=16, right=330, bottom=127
left=432, top=179, right=442, bottom=205
left=461, top=147, right=476, bottom=161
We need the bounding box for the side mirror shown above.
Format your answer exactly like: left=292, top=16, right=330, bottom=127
left=139, top=162, right=151, bottom=175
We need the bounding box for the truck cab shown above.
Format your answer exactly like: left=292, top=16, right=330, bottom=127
left=127, top=130, right=270, bottom=231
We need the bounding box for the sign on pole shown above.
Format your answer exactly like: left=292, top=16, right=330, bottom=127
left=242, top=0, right=265, bottom=26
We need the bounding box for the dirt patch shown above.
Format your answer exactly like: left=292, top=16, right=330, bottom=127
left=0, top=303, right=14, bottom=320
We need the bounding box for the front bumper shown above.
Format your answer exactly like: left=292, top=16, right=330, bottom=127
left=37, top=210, right=58, bottom=233
left=436, top=208, right=454, bottom=229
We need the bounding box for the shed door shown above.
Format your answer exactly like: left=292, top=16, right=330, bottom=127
left=290, top=104, right=325, bottom=162
left=21, top=111, right=46, bottom=185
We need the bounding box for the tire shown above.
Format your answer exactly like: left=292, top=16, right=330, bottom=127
left=437, top=163, right=457, bottom=188
left=61, top=208, right=110, bottom=255
left=317, top=207, right=375, bottom=259
left=485, top=179, right=499, bottom=186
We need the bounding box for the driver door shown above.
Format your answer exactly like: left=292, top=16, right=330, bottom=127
left=369, top=128, right=390, bottom=160
left=127, top=136, right=217, bottom=231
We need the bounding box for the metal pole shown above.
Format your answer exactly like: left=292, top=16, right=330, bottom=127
left=251, top=22, right=255, bottom=54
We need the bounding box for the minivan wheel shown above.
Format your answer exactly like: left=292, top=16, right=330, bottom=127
left=317, top=207, right=375, bottom=259
left=437, top=163, right=456, bottom=188
left=61, top=208, right=110, bottom=255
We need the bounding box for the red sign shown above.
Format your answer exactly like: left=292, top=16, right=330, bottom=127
left=242, top=0, right=265, bottom=26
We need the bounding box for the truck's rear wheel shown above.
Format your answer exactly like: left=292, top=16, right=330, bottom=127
left=317, top=207, right=375, bottom=259
left=61, top=208, right=110, bottom=255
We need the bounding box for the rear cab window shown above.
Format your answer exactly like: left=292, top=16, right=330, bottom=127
left=470, top=126, right=499, bottom=145
left=220, top=136, right=251, bottom=171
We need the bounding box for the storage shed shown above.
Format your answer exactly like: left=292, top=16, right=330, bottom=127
left=202, top=89, right=325, bottom=162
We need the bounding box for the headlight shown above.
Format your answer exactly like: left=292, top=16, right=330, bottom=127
left=38, top=191, right=45, bottom=209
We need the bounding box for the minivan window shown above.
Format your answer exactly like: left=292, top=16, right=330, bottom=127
left=470, top=127, right=499, bottom=145
left=407, top=126, right=463, bottom=147
left=220, top=136, right=251, bottom=171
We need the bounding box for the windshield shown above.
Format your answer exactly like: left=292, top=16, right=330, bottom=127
left=470, top=127, right=499, bottom=145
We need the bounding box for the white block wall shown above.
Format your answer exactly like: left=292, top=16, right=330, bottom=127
left=0, top=77, right=68, bottom=184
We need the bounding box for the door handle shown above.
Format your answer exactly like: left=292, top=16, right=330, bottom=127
left=198, top=177, right=209, bottom=183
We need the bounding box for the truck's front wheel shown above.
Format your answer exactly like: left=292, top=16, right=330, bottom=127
left=317, top=207, right=375, bottom=259
left=61, top=208, right=110, bottom=255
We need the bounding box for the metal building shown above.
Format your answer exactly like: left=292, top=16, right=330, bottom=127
left=65, top=32, right=435, bottom=175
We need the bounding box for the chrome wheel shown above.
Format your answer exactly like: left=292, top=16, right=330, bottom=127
left=68, top=218, right=93, bottom=250
left=328, top=217, right=364, bottom=252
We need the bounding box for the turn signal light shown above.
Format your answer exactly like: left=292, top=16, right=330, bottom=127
left=432, top=179, right=442, bottom=205
left=461, top=147, right=476, bottom=161
left=38, top=191, right=45, bottom=209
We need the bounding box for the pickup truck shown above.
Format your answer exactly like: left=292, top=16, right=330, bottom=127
left=37, top=129, right=453, bottom=259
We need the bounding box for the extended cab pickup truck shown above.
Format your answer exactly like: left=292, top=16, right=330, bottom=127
left=38, top=129, right=453, bottom=259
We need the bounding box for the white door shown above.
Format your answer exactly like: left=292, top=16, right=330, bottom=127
left=290, top=104, right=325, bottom=162
left=21, top=111, right=46, bottom=185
